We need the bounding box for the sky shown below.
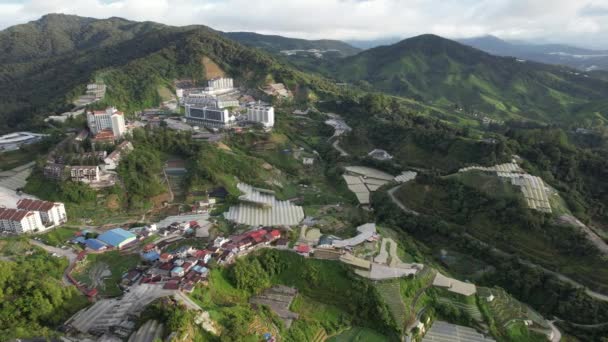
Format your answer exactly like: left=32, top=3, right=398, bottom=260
left=1, top=0, right=608, bottom=49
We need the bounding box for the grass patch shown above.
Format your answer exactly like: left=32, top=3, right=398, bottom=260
left=72, top=251, right=140, bottom=296
left=37, top=226, right=79, bottom=246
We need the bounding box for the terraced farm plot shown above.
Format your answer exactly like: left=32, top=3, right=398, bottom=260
left=480, top=287, right=549, bottom=329
left=436, top=296, right=483, bottom=322
left=375, top=281, right=408, bottom=329
left=328, top=327, right=389, bottom=342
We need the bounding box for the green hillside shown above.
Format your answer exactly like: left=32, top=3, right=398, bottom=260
left=330, top=34, right=608, bottom=123
left=0, top=15, right=339, bottom=133
left=0, top=14, right=166, bottom=63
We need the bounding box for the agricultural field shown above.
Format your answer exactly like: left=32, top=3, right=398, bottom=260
left=479, top=287, right=548, bottom=329
left=72, top=251, right=140, bottom=296
left=435, top=289, right=484, bottom=323
left=375, top=281, right=407, bottom=329
left=328, top=327, right=390, bottom=342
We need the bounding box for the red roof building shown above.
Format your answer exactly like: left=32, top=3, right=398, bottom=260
left=160, top=253, right=173, bottom=263
left=296, top=244, right=311, bottom=254
left=163, top=280, right=180, bottom=290
left=92, top=129, right=116, bottom=142
left=143, top=243, right=156, bottom=252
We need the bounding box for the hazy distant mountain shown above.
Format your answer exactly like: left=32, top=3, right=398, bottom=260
left=459, top=35, right=608, bottom=71
left=331, top=34, right=608, bottom=123
left=223, top=31, right=361, bottom=56
left=345, top=37, right=402, bottom=49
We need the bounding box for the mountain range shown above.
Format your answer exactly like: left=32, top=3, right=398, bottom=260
left=459, top=35, right=608, bottom=71
left=222, top=31, right=360, bottom=56
left=2, top=14, right=608, bottom=131
left=328, top=34, right=608, bottom=123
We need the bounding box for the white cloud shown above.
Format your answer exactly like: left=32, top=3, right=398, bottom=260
left=1, top=0, right=608, bottom=48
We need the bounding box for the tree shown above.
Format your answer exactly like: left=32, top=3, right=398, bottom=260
left=232, top=258, right=270, bottom=293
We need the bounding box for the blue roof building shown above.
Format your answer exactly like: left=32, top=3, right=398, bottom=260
left=72, top=236, right=86, bottom=244
left=192, top=265, right=209, bottom=274
left=171, top=266, right=185, bottom=277
left=98, top=228, right=137, bottom=248
left=84, top=238, right=107, bottom=251
left=142, top=251, right=160, bottom=262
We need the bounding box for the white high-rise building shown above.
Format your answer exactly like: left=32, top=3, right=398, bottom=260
left=0, top=208, right=44, bottom=233
left=247, top=105, right=275, bottom=128
left=87, top=107, right=126, bottom=137
left=185, top=104, right=235, bottom=128
left=208, top=77, right=233, bottom=91
left=111, top=112, right=126, bottom=137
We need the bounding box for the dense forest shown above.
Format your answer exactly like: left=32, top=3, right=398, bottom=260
left=0, top=246, right=87, bottom=340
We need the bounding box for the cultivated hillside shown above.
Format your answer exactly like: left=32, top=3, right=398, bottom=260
left=331, top=34, right=608, bottom=123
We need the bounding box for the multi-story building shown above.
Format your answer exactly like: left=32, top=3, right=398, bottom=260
left=104, top=141, right=134, bottom=170
left=0, top=208, right=44, bottom=233
left=17, top=199, right=67, bottom=228
left=247, top=104, right=275, bottom=128
left=44, top=163, right=68, bottom=181
left=185, top=105, right=235, bottom=129
left=111, top=112, right=126, bottom=137
left=87, top=107, right=126, bottom=138
left=69, top=165, right=100, bottom=183
left=208, top=77, right=233, bottom=91
left=182, top=94, right=239, bottom=109
left=86, top=83, right=106, bottom=100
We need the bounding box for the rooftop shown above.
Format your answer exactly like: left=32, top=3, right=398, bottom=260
left=17, top=198, right=57, bottom=212
left=98, top=228, right=136, bottom=247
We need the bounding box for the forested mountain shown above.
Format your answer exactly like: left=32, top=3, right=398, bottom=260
left=223, top=31, right=361, bottom=56
left=0, top=14, right=166, bottom=63
left=459, top=35, right=608, bottom=71
left=0, top=15, right=338, bottom=133
left=330, top=34, right=608, bottom=123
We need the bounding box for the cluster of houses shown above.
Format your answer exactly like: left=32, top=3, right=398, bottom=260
left=43, top=139, right=133, bottom=187
left=0, top=198, right=67, bottom=234
left=135, top=227, right=284, bottom=292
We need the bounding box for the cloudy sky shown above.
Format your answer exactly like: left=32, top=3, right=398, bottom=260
left=1, top=0, right=608, bottom=48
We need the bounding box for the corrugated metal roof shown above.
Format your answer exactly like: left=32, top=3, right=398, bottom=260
left=98, top=228, right=136, bottom=247
left=85, top=239, right=107, bottom=250
left=224, top=183, right=304, bottom=226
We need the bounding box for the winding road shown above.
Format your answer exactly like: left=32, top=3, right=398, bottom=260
left=388, top=184, right=419, bottom=216
left=30, top=239, right=78, bottom=286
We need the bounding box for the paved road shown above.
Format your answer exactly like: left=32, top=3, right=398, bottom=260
left=30, top=239, right=77, bottom=286
left=174, top=291, right=203, bottom=311
left=388, top=184, right=419, bottom=215
left=332, top=139, right=349, bottom=157
left=547, top=321, right=562, bottom=342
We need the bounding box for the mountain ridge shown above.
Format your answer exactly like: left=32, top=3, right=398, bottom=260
left=0, top=14, right=339, bottom=132
left=330, top=34, right=608, bottom=123
left=222, top=31, right=360, bottom=56
left=459, top=35, right=608, bottom=71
